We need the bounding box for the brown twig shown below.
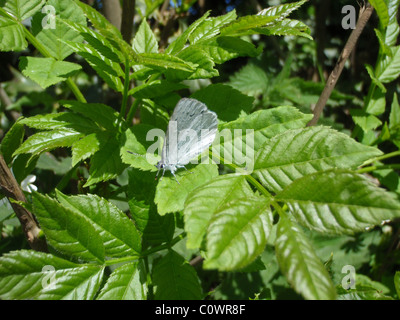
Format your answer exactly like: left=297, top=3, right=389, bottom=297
left=0, top=154, right=47, bottom=252
left=307, top=3, right=374, bottom=126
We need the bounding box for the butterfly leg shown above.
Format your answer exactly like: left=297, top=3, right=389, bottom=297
left=171, top=171, right=180, bottom=184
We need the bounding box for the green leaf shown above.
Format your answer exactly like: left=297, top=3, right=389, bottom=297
left=255, top=19, right=312, bottom=40
left=275, top=214, right=337, bottom=300
left=364, top=85, right=386, bottom=115
left=152, top=250, right=202, bottom=300
left=389, top=93, right=400, bottom=132
left=13, top=129, right=84, bottom=156
left=135, top=52, right=196, bottom=73
left=0, top=15, right=27, bottom=51
left=337, top=285, right=394, bottom=300
left=155, top=164, right=219, bottom=215
left=204, top=197, right=272, bottom=271
left=31, top=0, right=86, bottom=61
left=0, top=250, right=104, bottom=300
left=253, top=127, right=383, bottom=193
left=32, top=192, right=105, bottom=263
left=121, top=124, right=160, bottom=172
left=189, top=9, right=237, bottom=44
left=376, top=46, right=400, bottom=83
left=97, top=261, right=147, bottom=300
left=56, top=190, right=141, bottom=257
left=369, top=0, right=389, bottom=28
left=276, top=170, right=400, bottom=235
left=165, top=46, right=217, bottom=81
left=350, top=109, right=382, bottom=132
left=384, top=0, right=400, bottom=46
left=19, top=57, right=81, bottom=89
left=63, top=40, right=124, bottom=92
left=132, top=19, right=158, bottom=54
left=197, top=36, right=262, bottom=65
left=1, top=120, right=24, bottom=165
left=220, top=14, right=279, bottom=37
left=19, top=112, right=99, bottom=134
left=184, top=174, right=255, bottom=249
left=84, top=134, right=128, bottom=187
left=191, top=83, right=254, bottom=122
left=60, top=100, right=119, bottom=132
left=1, top=0, right=45, bottom=21
left=229, top=63, right=269, bottom=96
left=71, top=132, right=102, bottom=166
left=257, top=0, right=308, bottom=19
left=165, top=11, right=211, bottom=55
left=128, top=80, right=187, bottom=99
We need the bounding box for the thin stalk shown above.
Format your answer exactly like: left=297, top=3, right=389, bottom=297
left=126, top=98, right=141, bottom=125
left=119, top=58, right=131, bottom=121
left=361, top=151, right=400, bottom=167
left=357, top=164, right=400, bottom=174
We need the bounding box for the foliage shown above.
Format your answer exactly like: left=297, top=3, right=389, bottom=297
left=0, top=0, right=399, bottom=301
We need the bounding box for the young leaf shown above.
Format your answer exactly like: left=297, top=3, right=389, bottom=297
left=384, top=0, right=400, bottom=46
left=56, top=191, right=141, bottom=257
left=0, top=14, right=27, bottom=51
left=257, top=0, right=308, bottom=19
left=71, top=132, right=102, bottom=166
left=1, top=121, right=24, bottom=165
left=97, top=261, right=147, bottom=300
left=184, top=174, right=255, bottom=249
left=13, top=129, right=84, bottom=157
left=254, top=126, right=383, bottom=193
left=19, top=57, right=81, bottom=89
left=189, top=9, right=237, bottom=44
left=132, top=19, right=158, bottom=54
left=275, top=214, right=337, bottom=300
left=389, top=92, right=400, bottom=132
left=369, top=0, right=389, bottom=28
left=1, top=0, right=45, bottom=22
left=0, top=250, right=104, bottom=300
left=31, top=0, right=86, bottom=61
left=276, top=170, right=400, bottom=235
left=376, top=46, right=400, bottom=83
left=152, top=250, right=202, bottom=300
left=84, top=134, right=128, bottom=187
left=220, top=14, right=279, bottom=37
left=204, top=197, right=273, bottom=271
left=32, top=192, right=105, bottom=263
left=155, top=164, right=219, bottom=215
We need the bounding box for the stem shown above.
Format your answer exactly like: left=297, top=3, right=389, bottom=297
left=357, top=164, right=400, bottom=174
left=308, top=3, right=374, bottom=126
left=119, top=58, right=131, bottom=121
left=126, top=98, right=141, bottom=125
left=361, top=151, right=400, bottom=167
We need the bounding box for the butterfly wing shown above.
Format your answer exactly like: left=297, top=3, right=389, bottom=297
left=162, top=98, right=218, bottom=166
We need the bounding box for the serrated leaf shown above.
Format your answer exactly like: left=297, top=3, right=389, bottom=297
left=384, top=0, right=400, bottom=46
left=56, top=191, right=141, bottom=257
left=276, top=170, right=400, bottom=235
left=19, top=56, right=81, bottom=89
left=184, top=174, right=255, bottom=249
left=32, top=192, right=105, bottom=263
left=204, top=197, right=272, bottom=271
left=19, top=112, right=99, bottom=134
left=376, top=46, right=400, bottom=83
left=97, top=261, right=147, bottom=300
left=13, top=129, right=84, bottom=156
left=389, top=92, right=400, bottom=132
left=253, top=127, right=383, bottom=193
left=128, top=80, right=187, bottom=99
left=155, top=164, right=219, bottom=215
left=189, top=9, right=237, bottom=44
left=31, top=0, right=86, bottom=61
left=132, top=19, right=158, bottom=54
left=198, top=36, right=262, bottom=64
left=1, top=0, right=45, bottom=21
left=152, top=250, right=202, bottom=300
left=257, top=0, right=308, bottom=19
left=136, top=52, right=196, bottom=72
left=63, top=40, right=124, bottom=92
left=275, top=214, right=337, bottom=300
left=60, top=100, right=119, bottom=132
left=71, top=132, right=101, bottom=166
left=1, top=121, right=24, bottom=165
left=220, top=14, right=279, bottom=37
left=0, top=15, right=27, bottom=51
left=165, top=11, right=211, bottom=55
left=350, top=109, right=382, bottom=132
left=369, top=0, right=389, bottom=28
left=0, top=250, right=104, bottom=300
left=84, top=134, right=128, bottom=187
left=165, top=46, right=217, bottom=81
left=255, top=19, right=312, bottom=40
